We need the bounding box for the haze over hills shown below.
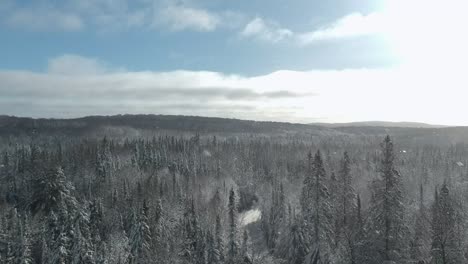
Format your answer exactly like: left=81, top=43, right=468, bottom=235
left=1, top=114, right=467, bottom=145
left=0, top=114, right=451, bottom=129
left=311, top=121, right=448, bottom=128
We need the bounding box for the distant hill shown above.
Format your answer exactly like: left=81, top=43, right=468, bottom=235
left=312, top=121, right=447, bottom=128
left=0, top=114, right=334, bottom=137
left=2, top=115, right=468, bottom=145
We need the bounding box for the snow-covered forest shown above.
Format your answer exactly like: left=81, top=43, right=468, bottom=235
left=1, top=115, right=468, bottom=264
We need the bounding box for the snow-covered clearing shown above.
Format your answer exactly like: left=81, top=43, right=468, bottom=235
left=239, top=208, right=262, bottom=227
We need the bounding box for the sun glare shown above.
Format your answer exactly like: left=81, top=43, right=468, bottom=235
left=383, top=0, right=468, bottom=70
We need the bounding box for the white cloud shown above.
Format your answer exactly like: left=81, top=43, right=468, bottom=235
left=69, top=0, right=149, bottom=32
left=47, top=54, right=115, bottom=75
left=239, top=13, right=384, bottom=45
left=2, top=1, right=227, bottom=33
left=6, top=8, right=84, bottom=31
left=158, top=5, right=220, bottom=32
left=297, top=12, right=384, bottom=45
left=240, top=17, right=293, bottom=42
left=1, top=54, right=468, bottom=125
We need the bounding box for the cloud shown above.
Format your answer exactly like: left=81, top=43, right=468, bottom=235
left=2, top=54, right=467, bottom=125
left=1, top=1, right=227, bottom=33
left=158, top=5, right=220, bottom=32
left=239, top=13, right=383, bottom=45
left=0, top=54, right=314, bottom=122
left=6, top=8, right=84, bottom=31
left=297, top=12, right=384, bottom=45
left=47, top=54, right=115, bottom=75
left=240, top=17, right=293, bottom=42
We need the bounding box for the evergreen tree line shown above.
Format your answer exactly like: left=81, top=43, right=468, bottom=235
left=0, top=134, right=468, bottom=264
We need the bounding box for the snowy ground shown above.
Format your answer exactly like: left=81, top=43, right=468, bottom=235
left=239, top=208, right=262, bottom=227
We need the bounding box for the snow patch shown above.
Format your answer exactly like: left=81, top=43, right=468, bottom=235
left=239, top=208, right=261, bottom=227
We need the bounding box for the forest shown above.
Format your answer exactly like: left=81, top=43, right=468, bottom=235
left=1, top=115, right=468, bottom=264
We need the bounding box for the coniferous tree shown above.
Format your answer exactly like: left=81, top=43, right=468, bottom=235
left=339, top=151, right=356, bottom=229
left=264, top=181, right=286, bottom=250
left=128, top=200, right=152, bottom=264
left=431, top=183, right=465, bottom=264
left=180, top=200, right=199, bottom=264
left=226, top=188, right=239, bottom=264
left=366, top=136, right=408, bottom=263
left=207, top=230, right=220, bottom=264
left=277, top=222, right=310, bottom=264
left=300, top=150, right=334, bottom=260
left=240, top=230, right=252, bottom=264
left=215, top=215, right=225, bottom=263
left=328, top=172, right=340, bottom=249
left=17, top=215, right=33, bottom=264
left=410, top=184, right=431, bottom=262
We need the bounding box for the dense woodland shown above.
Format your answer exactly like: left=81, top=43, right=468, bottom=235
left=1, top=115, right=468, bottom=264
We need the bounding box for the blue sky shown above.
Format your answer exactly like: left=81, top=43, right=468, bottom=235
left=1, top=0, right=467, bottom=125
left=0, top=0, right=389, bottom=74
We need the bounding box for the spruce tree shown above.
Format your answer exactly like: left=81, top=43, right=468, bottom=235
left=226, top=188, right=239, bottom=264
left=128, top=200, right=152, bottom=264
left=17, top=215, right=33, bottom=264
left=366, top=136, right=408, bottom=263
left=277, top=222, right=310, bottom=264
left=180, top=200, right=199, bottom=264
left=410, top=184, right=431, bottom=262
left=340, top=151, right=356, bottom=228
left=240, top=230, right=252, bottom=264
left=207, top=230, right=220, bottom=264
left=431, top=183, right=465, bottom=263
left=215, top=215, right=225, bottom=263
left=300, top=150, right=334, bottom=260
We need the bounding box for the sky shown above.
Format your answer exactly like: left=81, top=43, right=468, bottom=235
left=1, top=0, right=468, bottom=125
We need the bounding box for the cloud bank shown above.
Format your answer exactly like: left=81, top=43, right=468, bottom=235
left=1, top=54, right=467, bottom=125
left=240, top=17, right=293, bottom=42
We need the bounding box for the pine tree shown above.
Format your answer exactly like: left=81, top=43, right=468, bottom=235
left=153, top=198, right=167, bottom=260
left=300, top=151, right=313, bottom=215
left=207, top=230, right=220, bottom=264
left=3, top=208, right=18, bottom=264
left=40, top=233, right=51, bottom=264
left=71, top=207, right=95, bottom=264
left=32, top=168, right=80, bottom=264
left=89, top=199, right=104, bottom=255
left=366, top=136, right=408, bottom=263
left=180, top=200, right=199, bottom=264
left=128, top=200, right=152, bottom=264
left=31, top=167, right=77, bottom=214
left=52, top=231, right=70, bottom=264
left=328, top=171, right=340, bottom=248
left=332, top=152, right=359, bottom=264
left=195, top=228, right=207, bottom=264
left=339, top=151, right=356, bottom=228
left=431, top=183, right=464, bottom=264
left=277, top=222, right=310, bottom=264
left=300, top=150, right=334, bottom=260
left=226, top=188, right=239, bottom=264
left=240, top=230, right=252, bottom=264
left=264, top=181, right=286, bottom=250
left=410, top=184, right=431, bottom=262
left=17, top=215, right=33, bottom=264
left=215, top=215, right=225, bottom=263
